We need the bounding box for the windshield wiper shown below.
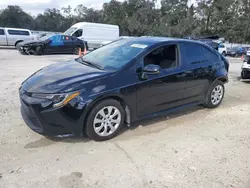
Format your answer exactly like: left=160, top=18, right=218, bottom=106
left=78, top=58, right=104, bottom=70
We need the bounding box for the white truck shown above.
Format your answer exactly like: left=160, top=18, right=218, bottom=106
left=0, top=27, right=34, bottom=47
left=64, top=22, right=119, bottom=49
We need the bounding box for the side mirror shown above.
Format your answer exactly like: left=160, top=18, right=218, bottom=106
left=46, top=39, right=52, bottom=44
left=143, top=64, right=161, bottom=75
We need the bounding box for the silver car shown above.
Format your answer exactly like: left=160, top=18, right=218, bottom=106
left=0, top=27, right=34, bottom=47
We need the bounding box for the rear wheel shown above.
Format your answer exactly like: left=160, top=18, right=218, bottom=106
left=85, top=99, right=125, bottom=141
left=241, top=70, right=247, bottom=79
left=73, top=47, right=80, bottom=55
left=203, top=80, right=225, bottom=108
left=222, top=51, right=226, bottom=56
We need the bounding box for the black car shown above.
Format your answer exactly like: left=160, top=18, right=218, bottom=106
left=19, top=37, right=229, bottom=141
left=17, top=34, right=88, bottom=55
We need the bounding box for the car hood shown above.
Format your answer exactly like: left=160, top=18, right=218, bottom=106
left=22, top=59, right=110, bottom=93
left=19, top=40, right=41, bottom=46
left=17, top=40, right=41, bottom=49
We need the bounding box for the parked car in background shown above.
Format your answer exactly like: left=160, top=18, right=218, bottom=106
left=19, top=37, right=229, bottom=141
left=218, top=43, right=227, bottom=56
left=227, top=46, right=247, bottom=57
left=241, top=59, right=250, bottom=79
left=0, top=27, right=33, bottom=47
left=64, top=22, right=119, bottom=49
left=17, top=34, right=88, bottom=55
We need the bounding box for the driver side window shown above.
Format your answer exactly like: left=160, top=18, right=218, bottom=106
left=72, top=29, right=83, bottom=37
left=144, top=44, right=178, bottom=69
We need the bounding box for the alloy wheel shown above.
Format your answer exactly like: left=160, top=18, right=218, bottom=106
left=93, top=106, right=121, bottom=137
left=211, top=85, right=224, bottom=105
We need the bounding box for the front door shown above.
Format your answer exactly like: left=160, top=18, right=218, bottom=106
left=136, top=44, right=187, bottom=117
left=45, top=35, right=64, bottom=54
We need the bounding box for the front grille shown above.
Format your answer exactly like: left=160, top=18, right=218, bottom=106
left=21, top=100, right=43, bottom=132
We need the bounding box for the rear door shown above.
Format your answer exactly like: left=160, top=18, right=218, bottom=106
left=62, top=36, right=79, bottom=53
left=181, top=42, right=219, bottom=103
left=0, top=28, right=7, bottom=45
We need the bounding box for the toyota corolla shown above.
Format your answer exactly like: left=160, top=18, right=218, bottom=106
left=19, top=37, right=229, bottom=141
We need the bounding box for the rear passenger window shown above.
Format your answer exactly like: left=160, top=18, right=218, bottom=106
left=19, top=30, right=30, bottom=36
left=203, top=47, right=220, bottom=61
left=185, top=43, right=205, bottom=64
left=0, top=29, right=4, bottom=35
left=8, top=30, right=30, bottom=36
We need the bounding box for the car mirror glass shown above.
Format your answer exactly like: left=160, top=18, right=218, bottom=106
left=143, top=64, right=161, bottom=75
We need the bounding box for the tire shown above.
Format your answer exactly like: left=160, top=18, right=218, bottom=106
left=222, top=51, right=226, bottom=56
left=203, top=80, right=225, bottom=108
left=73, top=47, right=80, bottom=55
left=35, top=46, right=43, bottom=55
left=241, top=70, right=247, bottom=79
left=85, top=99, right=125, bottom=141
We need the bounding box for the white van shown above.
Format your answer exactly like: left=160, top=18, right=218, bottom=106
left=64, top=22, right=119, bottom=49
left=218, top=43, right=227, bottom=56
left=0, top=27, right=33, bottom=47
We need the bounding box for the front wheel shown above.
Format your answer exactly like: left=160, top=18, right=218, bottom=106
left=85, top=99, right=125, bottom=141
left=203, top=80, right=225, bottom=108
left=35, top=46, right=43, bottom=55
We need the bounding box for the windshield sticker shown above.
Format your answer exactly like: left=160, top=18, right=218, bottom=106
left=131, top=44, right=148, bottom=49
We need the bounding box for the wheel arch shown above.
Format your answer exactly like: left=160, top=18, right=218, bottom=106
left=82, top=95, right=131, bottom=130
left=15, top=40, right=23, bottom=47
left=216, top=76, right=228, bottom=84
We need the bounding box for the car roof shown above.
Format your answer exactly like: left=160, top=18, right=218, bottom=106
left=125, top=36, right=208, bottom=46
left=3, top=27, right=31, bottom=31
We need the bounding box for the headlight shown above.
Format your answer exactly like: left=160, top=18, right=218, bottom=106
left=32, top=91, right=80, bottom=108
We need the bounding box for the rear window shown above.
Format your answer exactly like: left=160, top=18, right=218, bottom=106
left=0, top=29, right=4, bottom=35
left=185, top=43, right=219, bottom=64
left=203, top=47, right=220, bottom=61
left=7, top=30, right=30, bottom=36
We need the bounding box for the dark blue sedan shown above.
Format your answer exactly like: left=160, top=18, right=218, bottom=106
left=17, top=34, right=88, bottom=55
left=19, top=37, right=229, bottom=141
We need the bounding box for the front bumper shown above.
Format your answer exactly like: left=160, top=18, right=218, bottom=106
left=227, top=52, right=237, bottom=56
left=19, top=88, right=87, bottom=136
left=242, top=68, right=250, bottom=79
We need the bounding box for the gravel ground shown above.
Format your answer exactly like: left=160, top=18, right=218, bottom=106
left=0, top=48, right=250, bottom=188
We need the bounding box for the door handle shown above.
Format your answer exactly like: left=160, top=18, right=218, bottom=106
left=176, top=73, right=186, bottom=78
left=185, top=70, right=193, bottom=74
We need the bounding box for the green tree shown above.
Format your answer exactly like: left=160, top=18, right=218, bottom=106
left=0, top=5, right=33, bottom=28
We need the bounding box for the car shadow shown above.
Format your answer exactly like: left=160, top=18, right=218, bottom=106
left=0, top=46, right=16, bottom=50
left=24, top=105, right=205, bottom=146
left=132, top=105, right=204, bottom=128
left=115, top=105, right=205, bottom=140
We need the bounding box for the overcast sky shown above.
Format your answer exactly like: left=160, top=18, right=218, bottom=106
left=0, top=0, right=194, bottom=16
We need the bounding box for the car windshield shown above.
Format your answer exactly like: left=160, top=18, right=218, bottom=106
left=80, top=39, right=147, bottom=71
left=40, top=34, right=53, bottom=41
left=64, top=27, right=77, bottom=35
